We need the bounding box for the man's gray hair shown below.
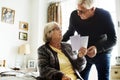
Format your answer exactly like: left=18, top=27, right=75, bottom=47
left=77, top=0, right=94, bottom=9
left=43, top=22, right=59, bottom=43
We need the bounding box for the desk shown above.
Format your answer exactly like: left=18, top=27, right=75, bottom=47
left=111, top=65, right=120, bottom=80
left=0, top=76, right=36, bottom=80
left=0, top=68, right=38, bottom=80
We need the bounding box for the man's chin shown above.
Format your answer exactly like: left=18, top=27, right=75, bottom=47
left=81, top=17, right=88, bottom=20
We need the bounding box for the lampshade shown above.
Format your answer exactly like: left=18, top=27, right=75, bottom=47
left=18, top=43, right=30, bottom=55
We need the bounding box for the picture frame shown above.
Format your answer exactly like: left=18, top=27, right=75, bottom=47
left=19, top=32, right=28, bottom=41
left=1, top=7, right=15, bottom=24
left=28, top=60, right=36, bottom=68
left=0, top=60, right=3, bottom=67
left=19, top=21, right=28, bottom=31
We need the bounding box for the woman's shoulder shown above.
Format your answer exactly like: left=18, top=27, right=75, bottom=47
left=37, top=44, right=48, bottom=51
left=61, top=42, right=71, bottom=47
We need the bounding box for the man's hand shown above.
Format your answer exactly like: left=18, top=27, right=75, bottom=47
left=87, top=46, right=97, bottom=58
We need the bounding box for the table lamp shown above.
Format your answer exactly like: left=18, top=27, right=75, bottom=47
left=18, top=43, right=30, bottom=69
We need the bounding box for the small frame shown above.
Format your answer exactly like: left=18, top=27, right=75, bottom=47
left=28, top=60, right=36, bottom=68
left=1, top=7, right=15, bottom=24
left=19, top=21, right=28, bottom=31
left=19, top=32, right=28, bottom=41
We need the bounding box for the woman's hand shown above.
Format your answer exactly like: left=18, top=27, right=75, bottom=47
left=78, top=47, right=87, bottom=57
left=87, top=46, right=97, bottom=58
left=62, top=75, right=71, bottom=80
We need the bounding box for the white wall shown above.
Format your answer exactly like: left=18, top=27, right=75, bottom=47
left=0, top=0, right=32, bottom=68
left=29, top=0, right=48, bottom=61
left=0, top=0, right=49, bottom=68
left=116, top=0, right=120, bottom=56
left=61, top=0, right=76, bottom=35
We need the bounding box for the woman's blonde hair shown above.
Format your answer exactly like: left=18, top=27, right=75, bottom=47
left=77, top=0, right=94, bottom=9
left=43, top=22, right=60, bottom=43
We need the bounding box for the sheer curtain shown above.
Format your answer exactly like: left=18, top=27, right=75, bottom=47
left=47, top=2, right=62, bottom=26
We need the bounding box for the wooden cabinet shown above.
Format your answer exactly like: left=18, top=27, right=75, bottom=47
left=111, top=65, right=120, bottom=80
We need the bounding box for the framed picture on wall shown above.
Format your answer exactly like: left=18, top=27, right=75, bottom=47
left=19, top=21, right=28, bottom=31
left=1, top=7, right=15, bottom=24
left=19, top=32, right=28, bottom=41
left=28, top=60, right=36, bottom=68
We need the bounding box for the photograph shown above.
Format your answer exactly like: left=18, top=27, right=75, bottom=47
left=1, top=7, right=15, bottom=24
left=19, top=21, right=28, bottom=31
left=28, top=60, right=36, bottom=68
left=19, top=32, right=28, bottom=41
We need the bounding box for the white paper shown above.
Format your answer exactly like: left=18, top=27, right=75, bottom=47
left=70, top=35, right=89, bottom=51
left=70, top=35, right=81, bottom=51
left=0, top=67, right=12, bottom=73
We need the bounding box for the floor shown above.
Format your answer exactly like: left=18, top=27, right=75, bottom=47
left=88, top=65, right=98, bottom=80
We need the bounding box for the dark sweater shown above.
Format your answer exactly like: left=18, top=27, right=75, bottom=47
left=62, top=8, right=117, bottom=53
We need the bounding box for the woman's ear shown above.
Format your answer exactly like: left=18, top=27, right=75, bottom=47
left=47, top=32, right=51, bottom=38
left=46, top=32, right=52, bottom=42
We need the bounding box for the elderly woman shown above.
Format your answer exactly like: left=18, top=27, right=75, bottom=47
left=37, top=22, right=87, bottom=80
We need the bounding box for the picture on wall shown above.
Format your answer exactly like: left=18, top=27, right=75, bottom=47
left=19, top=32, right=28, bottom=41
left=19, top=21, right=28, bottom=31
left=1, top=7, right=15, bottom=24
left=28, top=60, right=36, bottom=68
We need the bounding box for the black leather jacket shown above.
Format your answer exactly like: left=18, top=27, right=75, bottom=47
left=37, top=42, right=86, bottom=80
